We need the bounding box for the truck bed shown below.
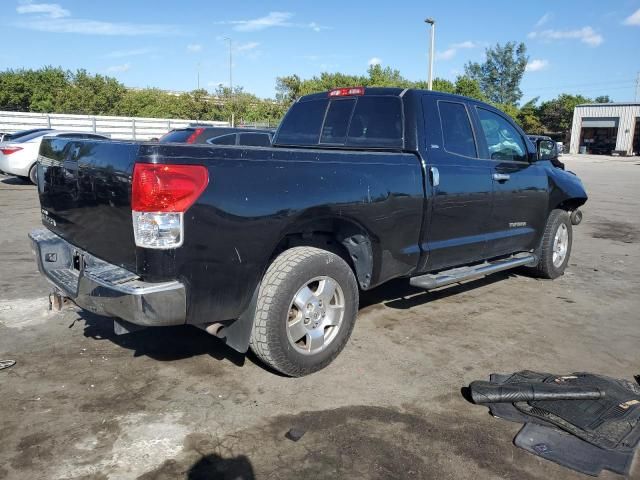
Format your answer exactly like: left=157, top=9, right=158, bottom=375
left=37, top=138, right=425, bottom=323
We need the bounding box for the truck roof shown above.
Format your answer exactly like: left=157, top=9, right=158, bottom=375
left=297, top=87, right=483, bottom=105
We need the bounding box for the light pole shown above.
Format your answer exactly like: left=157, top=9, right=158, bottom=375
left=224, top=37, right=234, bottom=126
left=425, top=18, right=435, bottom=90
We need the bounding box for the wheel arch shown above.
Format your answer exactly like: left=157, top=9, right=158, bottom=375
left=269, top=216, right=376, bottom=290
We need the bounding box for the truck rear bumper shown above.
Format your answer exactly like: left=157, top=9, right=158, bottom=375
left=29, top=228, right=186, bottom=327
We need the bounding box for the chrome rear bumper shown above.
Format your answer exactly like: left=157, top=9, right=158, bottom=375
left=29, top=228, right=186, bottom=326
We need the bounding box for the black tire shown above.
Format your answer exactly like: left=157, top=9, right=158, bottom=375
left=533, top=209, right=573, bottom=279
left=249, top=247, right=359, bottom=377
left=28, top=164, right=37, bottom=185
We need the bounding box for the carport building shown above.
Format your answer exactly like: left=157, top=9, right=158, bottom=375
left=569, top=103, right=640, bottom=155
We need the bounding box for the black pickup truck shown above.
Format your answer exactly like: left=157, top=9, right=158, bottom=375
left=30, top=87, right=587, bottom=376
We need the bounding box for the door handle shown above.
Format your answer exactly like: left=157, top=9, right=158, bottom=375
left=492, top=173, right=510, bottom=182
left=430, top=167, right=440, bottom=187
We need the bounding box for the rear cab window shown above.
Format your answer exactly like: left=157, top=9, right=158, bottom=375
left=275, top=94, right=403, bottom=149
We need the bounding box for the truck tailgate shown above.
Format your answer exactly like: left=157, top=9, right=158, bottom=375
left=37, top=137, right=139, bottom=271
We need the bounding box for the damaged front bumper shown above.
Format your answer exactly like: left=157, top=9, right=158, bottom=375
left=29, top=228, right=186, bottom=327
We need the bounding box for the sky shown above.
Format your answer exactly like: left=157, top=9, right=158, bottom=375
left=1, top=0, right=639, bottom=103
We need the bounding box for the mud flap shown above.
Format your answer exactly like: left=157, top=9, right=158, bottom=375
left=216, top=283, right=260, bottom=353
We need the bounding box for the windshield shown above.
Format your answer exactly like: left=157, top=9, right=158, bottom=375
left=11, top=130, right=53, bottom=143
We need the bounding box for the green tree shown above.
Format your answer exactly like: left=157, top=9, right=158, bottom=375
left=430, top=78, right=455, bottom=94
left=465, top=42, right=528, bottom=105
left=366, top=64, right=412, bottom=88
left=454, top=76, right=485, bottom=101
left=594, top=95, right=612, bottom=103
left=517, top=98, right=543, bottom=133
left=538, top=93, right=591, bottom=134
left=275, top=74, right=302, bottom=104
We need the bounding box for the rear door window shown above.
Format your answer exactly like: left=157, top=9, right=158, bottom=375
left=320, top=99, right=356, bottom=144
left=438, top=101, right=477, bottom=158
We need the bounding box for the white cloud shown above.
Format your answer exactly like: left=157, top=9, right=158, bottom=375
left=16, top=2, right=69, bottom=18
left=106, top=63, right=131, bottom=73
left=534, top=13, right=552, bottom=28
left=436, top=48, right=457, bottom=61
left=187, top=43, right=202, bottom=52
left=106, top=48, right=152, bottom=58
left=528, top=26, right=603, bottom=47
left=306, top=22, right=331, bottom=32
left=368, top=57, right=382, bottom=66
left=321, top=63, right=339, bottom=69
left=623, top=8, right=640, bottom=26
left=216, top=12, right=328, bottom=32
left=436, top=40, right=479, bottom=60
left=526, top=59, right=549, bottom=72
left=451, top=41, right=479, bottom=49
left=16, top=17, right=182, bottom=35
left=223, top=11, right=293, bottom=31
left=15, top=3, right=182, bottom=36
left=235, top=41, right=260, bottom=52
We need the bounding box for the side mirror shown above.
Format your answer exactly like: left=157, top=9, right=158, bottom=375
left=536, top=139, right=558, bottom=162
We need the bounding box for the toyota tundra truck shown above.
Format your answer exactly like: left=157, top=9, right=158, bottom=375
left=29, top=87, right=587, bottom=376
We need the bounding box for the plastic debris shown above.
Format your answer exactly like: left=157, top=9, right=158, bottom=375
left=0, top=360, right=16, bottom=371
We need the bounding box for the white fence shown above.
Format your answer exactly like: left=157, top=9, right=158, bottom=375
left=0, top=111, right=229, bottom=140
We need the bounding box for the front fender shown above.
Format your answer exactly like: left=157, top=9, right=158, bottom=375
left=547, top=166, right=588, bottom=212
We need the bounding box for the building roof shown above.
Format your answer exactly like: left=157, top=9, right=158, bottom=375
left=577, top=102, right=640, bottom=107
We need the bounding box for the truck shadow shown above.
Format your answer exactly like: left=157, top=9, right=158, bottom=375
left=141, top=452, right=255, bottom=480
left=78, top=310, right=248, bottom=367
left=76, top=269, right=526, bottom=368
left=360, top=270, right=520, bottom=310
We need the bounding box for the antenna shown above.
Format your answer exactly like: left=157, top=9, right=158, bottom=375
left=636, top=72, right=640, bottom=102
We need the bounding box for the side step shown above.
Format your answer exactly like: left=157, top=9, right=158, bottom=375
left=409, top=254, right=537, bottom=291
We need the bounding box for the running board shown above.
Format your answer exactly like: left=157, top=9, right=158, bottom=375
left=409, top=254, right=537, bottom=291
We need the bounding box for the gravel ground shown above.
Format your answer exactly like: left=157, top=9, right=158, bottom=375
left=0, top=154, right=639, bottom=480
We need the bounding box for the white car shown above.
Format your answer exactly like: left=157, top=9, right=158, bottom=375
left=0, top=130, right=110, bottom=184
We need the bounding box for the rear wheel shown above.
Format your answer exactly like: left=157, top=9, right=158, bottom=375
left=533, top=209, right=573, bottom=279
left=250, top=247, right=358, bottom=377
left=28, top=164, right=37, bottom=185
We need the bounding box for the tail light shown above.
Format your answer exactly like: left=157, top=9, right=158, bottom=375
left=186, top=128, right=205, bottom=144
left=131, top=163, right=209, bottom=249
left=1, top=146, right=23, bottom=155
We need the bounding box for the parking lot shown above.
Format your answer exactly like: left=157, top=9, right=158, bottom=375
left=0, top=154, right=639, bottom=479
